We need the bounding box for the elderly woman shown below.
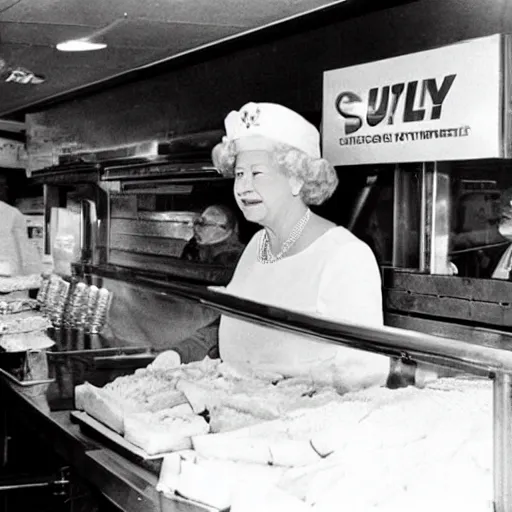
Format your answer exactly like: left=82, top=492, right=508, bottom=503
left=170, top=102, right=389, bottom=391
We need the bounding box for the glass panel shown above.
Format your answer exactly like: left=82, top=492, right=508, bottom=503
left=104, top=168, right=397, bottom=280
left=331, top=165, right=395, bottom=267
left=46, top=183, right=97, bottom=276
left=449, top=159, right=512, bottom=280
left=106, top=180, right=254, bottom=281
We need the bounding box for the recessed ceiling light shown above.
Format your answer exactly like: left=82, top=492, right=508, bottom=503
left=56, top=39, right=107, bottom=52
left=56, top=15, right=127, bottom=53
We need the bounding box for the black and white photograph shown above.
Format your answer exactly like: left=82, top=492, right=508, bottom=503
left=0, top=1, right=510, bottom=511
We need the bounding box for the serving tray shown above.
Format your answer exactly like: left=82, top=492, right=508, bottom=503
left=70, top=410, right=166, bottom=473
left=0, top=366, right=54, bottom=387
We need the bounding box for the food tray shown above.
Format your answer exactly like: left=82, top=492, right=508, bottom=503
left=71, top=411, right=165, bottom=473
left=71, top=412, right=222, bottom=511
left=0, top=366, right=54, bottom=387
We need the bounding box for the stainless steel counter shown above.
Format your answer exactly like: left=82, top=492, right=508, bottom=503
left=0, top=376, right=207, bottom=512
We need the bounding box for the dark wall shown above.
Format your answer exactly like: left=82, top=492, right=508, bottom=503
left=26, top=0, right=512, bottom=152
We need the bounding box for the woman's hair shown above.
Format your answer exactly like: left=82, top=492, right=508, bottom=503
left=211, top=136, right=339, bottom=206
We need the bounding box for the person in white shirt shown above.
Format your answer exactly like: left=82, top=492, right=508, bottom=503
left=169, top=102, right=390, bottom=392
left=0, top=200, right=42, bottom=277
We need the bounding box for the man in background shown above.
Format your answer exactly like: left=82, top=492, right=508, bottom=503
left=181, top=204, right=244, bottom=266
left=450, top=188, right=509, bottom=279
left=491, top=187, right=512, bottom=280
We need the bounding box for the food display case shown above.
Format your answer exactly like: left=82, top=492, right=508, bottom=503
left=15, top=143, right=512, bottom=511
left=2, top=272, right=511, bottom=512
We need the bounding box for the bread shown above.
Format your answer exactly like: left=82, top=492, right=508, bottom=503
left=270, top=440, right=320, bottom=467
left=209, top=406, right=263, bottom=433
left=159, top=452, right=287, bottom=510
left=218, top=361, right=283, bottom=383
left=230, top=481, right=310, bottom=512
left=144, top=389, right=188, bottom=413
left=74, top=356, right=351, bottom=463
left=149, top=350, right=181, bottom=371
left=193, top=432, right=273, bottom=466
left=124, top=407, right=209, bottom=455
left=102, top=356, right=221, bottom=412
left=192, top=429, right=321, bottom=467
left=74, top=382, right=126, bottom=434
left=192, top=400, right=376, bottom=467
left=174, top=459, right=233, bottom=510
left=176, top=379, right=223, bottom=414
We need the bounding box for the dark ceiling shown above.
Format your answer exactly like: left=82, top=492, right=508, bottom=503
left=0, top=0, right=351, bottom=119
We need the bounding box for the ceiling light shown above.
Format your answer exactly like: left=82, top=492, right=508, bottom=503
left=56, top=39, right=107, bottom=52
left=56, top=15, right=128, bottom=53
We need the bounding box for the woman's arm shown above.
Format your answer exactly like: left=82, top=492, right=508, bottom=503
left=171, top=317, right=220, bottom=364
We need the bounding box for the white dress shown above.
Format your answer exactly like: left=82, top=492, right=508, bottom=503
left=218, top=226, right=389, bottom=387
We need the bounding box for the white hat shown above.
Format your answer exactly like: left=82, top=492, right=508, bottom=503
left=224, top=102, right=321, bottom=159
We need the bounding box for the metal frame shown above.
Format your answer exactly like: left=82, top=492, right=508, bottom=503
left=392, top=163, right=423, bottom=270
left=494, top=374, right=512, bottom=512
left=501, top=34, right=512, bottom=159
left=393, top=162, right=452, bottom=274
left=423, top=162, right=452, bottom=275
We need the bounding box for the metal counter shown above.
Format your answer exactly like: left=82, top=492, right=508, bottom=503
left=0, top=376, right=208, bottom=512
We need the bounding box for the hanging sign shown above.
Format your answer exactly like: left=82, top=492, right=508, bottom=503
left=322, top=34, right=503, bottom=165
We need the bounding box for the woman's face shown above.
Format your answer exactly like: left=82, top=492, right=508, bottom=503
left=233, top=150, right=295, bottom=226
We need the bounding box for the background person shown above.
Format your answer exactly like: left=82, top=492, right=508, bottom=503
left=181, top=204, right=244, bottom=266
left=450, top=189, right=508, bottom=279
left=0, top=197, right=42, bottom=277
left=491, top=187, right=512, bottom=279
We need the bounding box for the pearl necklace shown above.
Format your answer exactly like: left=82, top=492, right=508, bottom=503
left=257, top=209, right=311, bottom=264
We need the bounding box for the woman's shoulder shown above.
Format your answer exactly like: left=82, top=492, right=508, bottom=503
left=313, top=226, right=379, bottom=273
left=315, top=224, right=370, bottom=251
